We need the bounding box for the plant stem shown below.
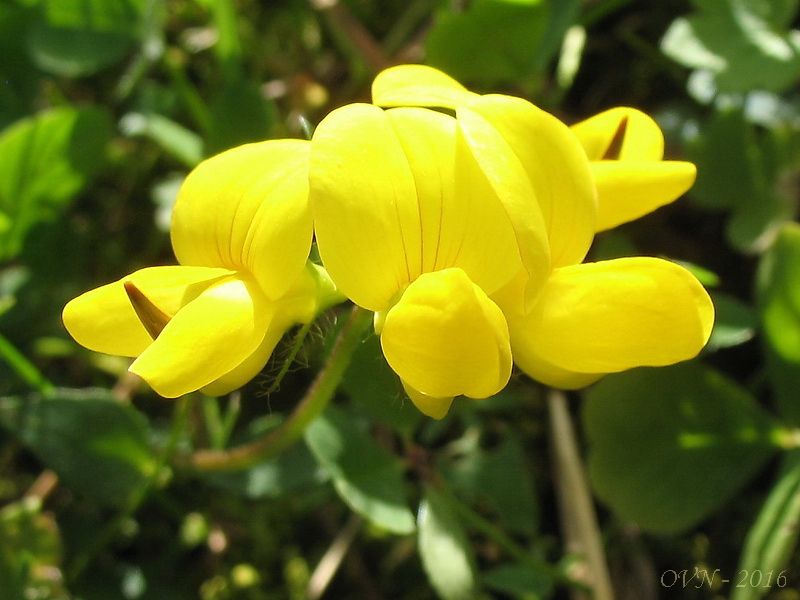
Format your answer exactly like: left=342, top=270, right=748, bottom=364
left=548, top=388, right=614, bottom=600
left=175, top=305, right=373, bottom=472
left=0, top=332, right=54, bottom=394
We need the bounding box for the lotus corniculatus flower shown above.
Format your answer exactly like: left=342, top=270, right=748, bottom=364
left=371, top=64, right=714, bottom=395
left=63, top=140, right=339, bottom=398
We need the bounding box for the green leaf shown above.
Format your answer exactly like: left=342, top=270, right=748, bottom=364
left=731, top=451, right=800, bottom=600
left=121, top=111, right=203, bottom=168
left=757, top=222, right=800, bottom=424
left=425, top=0, right=549, bottom=86
left=0, top=3, right=42, bottom=128
left=584, top=362, right=780, bottom=534
left=0, top=498, right=67, bottom=600
left=28, top=0, right=144, bottom=77
left=442, top=429, right=538, bottom=535
left=0, top=106, right=113, bottom=260
left=341, top=333, right=423, bottom=434
left=418, top=484, right=477, bottom=600
left=706, top=292, right=757, bottom=351
left=482, top=563, right=553, bottom=599
left=205, top=78, right=276, bottom=156
left=685, top=106, right=793, bottom=252
left=304, top=406, right=415, bottom=534
left=203, top=441, right=327, bottom=500
left=661, top=0, right=800, bottom=94
left=0, top=390, right=158, bottom=507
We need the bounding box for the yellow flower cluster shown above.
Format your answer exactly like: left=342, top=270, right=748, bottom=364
left=63, top=65, right=714, bottom=418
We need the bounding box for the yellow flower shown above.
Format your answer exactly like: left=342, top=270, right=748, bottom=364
left=63, top=140, right=337, bottom=398
left=309, top=86, right=595, bottom=417
left=372, top=64, right=714, bottom=390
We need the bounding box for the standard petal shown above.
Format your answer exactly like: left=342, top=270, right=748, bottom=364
left=387, top=107, right=522, bottom=295
left=130, top=274, right=273, bottom=398
left=453, top=107, right=551, bottom=305
left=62, top=266, right=234, bottom=357
left=401, top=380, right=455, bottom=420
left=511, top=257, right=714, bottom=376
left=462, top=95, right=597, bottom=269
left=171, top=139, right=313, bottom=299
left=570, top=107, right=664, bottom=161
left=372, top=64, right=478, bottom=108
left=591, top=160, right=697, bottom=231
left=310, top=103, right=422, bottom=311
left=380, top=268, right=512, bottom=399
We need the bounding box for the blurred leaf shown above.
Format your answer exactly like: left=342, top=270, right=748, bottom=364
left=203, top=441, right=327, bottom=500
left=661, top=0, right=800, bottom=94
left=706, top=292, right=757, bottom=351
left=482, top=563, right=553, bottom=599
left=418, top=484, right=477, bottom=600
left=304, top=406, right=415, bottom=534
left=731, top=450, right=800, bottom=600
left=120, top=111, right=203, bottom=167
left=0, top=106, right=113, bottom=260
left=205, top=78, right=276, bottom=156
left=584, top=362, right=780, bottom=534
left=685, top=106, right=794, bottom=252
left=28, top=0, right=145, bottom=77
left=0, top=498, right=67, bottom=600
left=0, top=3, right=41, bottom=128
left=425, top=0, right=549, bottom=86
left=757, top=222, right=800, bottom=424
left=0, top=389, right=158, bottom=507
left=341, top=333, right=423, bottom=434
left=442, top=429, right=538, bottom=535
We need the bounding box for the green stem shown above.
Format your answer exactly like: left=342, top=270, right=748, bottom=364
left=67, top=395, right=192, bottom=583
left=0, top=332, right=54, bottom=394
left=263, top=319, right=316, bottom=397
left=175, top=305, right=373, bottom=471
left=548, top=388, right=614, bottom=600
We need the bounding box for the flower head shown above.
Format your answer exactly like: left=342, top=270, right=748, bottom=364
left=371, top=64, right=714, bottom=393
left=63, top=140, right=336, bottom=397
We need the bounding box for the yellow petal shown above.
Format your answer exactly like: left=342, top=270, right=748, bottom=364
left=200, top=264, right=338, bottom=396
left=387, top=107, right=523, bottom=295
left=462, top=95, right=597, bottom=269
left=310, top=103, right=422, bottom=311
left=372, top=64, right=478, bottom=108
left=454, top=107, right=551, bottom=305
left=62, top=266, right=234, bottom=357
left=401, top=380, right=455, bottom=420
left=130, top=274, right=274, bottom=398
left=592, top=160, right=697, bottom=231
left=510, top=257, right=714, bottom=376
left=171, top=139, right=313, bottom=299
left=570, top=107, right=664, bottom=161
left=200, top=309, right=295, bottom=397
left=380, top=268, right=512, bottom=399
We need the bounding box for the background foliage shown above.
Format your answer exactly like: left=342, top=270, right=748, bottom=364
left=1, top=0, right=800, bottom=599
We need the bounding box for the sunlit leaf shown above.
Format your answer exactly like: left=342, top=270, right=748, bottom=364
left=584, top=362, right=780, bottom=534
left=0, top=106, right=112, bottom=260
left=757, top=222, right=800, bottom=424
left=418, top=484, right=477, bottom=600
left=304, top=406, right=415, bottom=534
left=425, top=0, right=550, bottom=85
left=661, top=0, right=800, bottom=94
left=0, top=389, right=157, bottom=507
